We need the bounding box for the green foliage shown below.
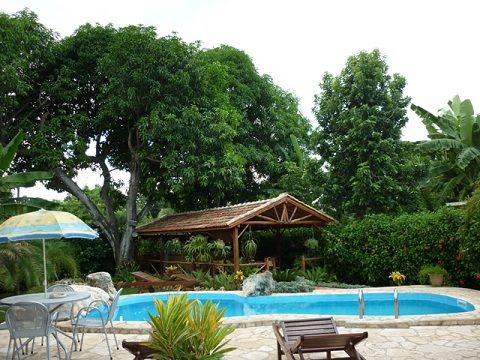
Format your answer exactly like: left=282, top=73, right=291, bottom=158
left=147, top=294, right=235, bottom=359
left=322, top=208, right=469, bottom=286
left=460, top=185, right=480, bottom=283
left=2, top=11, right=312, bottom=265
left=184, top=235, right=213, bottom=263
left=164, top=238, right=183, bottom=255
left=69, top=238, right=115, bottom=276
left=209, top=240, right=231, bottom=260
left=273, top=276, right=316, bottom=293
left=313, top=49, right=424, bottom=218
left=195, top=272, right=236, bottom=291
left=418, top=265, right=449, bottom=285
left=272, top=269, right=299, bottom=282
left=0, top=240, right=79, bottom=293
left=113, top=261, right=140, bottom=283
left=0, top=242, right=39, bottom=293
left=0, top=131, right=54, bottom=219
left=44, top=241, right=79, bottom=280
left=412, top=96, right=480, bottom=201
left=304, top=267, right=336, bottom=284
left=303, top=238, right=319, bottom=256
left=242, top=238, right=257, bottom=260
left=137, top=238, right=164, bottom=257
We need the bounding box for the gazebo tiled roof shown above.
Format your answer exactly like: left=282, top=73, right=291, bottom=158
left=136, top=193, right=335, bottom=235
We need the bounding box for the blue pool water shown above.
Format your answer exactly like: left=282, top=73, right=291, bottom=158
left=114, top=292, right=475, bottom=321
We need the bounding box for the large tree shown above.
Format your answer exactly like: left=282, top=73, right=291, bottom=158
left=3, top=12, right=312, bottom=264
left=312, top=49, right=421, bottom=218
left=412, top=96, right=480, bottom=201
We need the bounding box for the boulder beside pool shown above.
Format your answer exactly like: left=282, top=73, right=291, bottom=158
left=242, top=271, right=274, bottom=296
left=86, top=271, right=116, bottom=299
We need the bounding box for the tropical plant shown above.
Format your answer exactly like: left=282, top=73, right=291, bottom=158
left=412, top=96, right=480, bottom=201
left=147, top=294, right=235, bottom=359
left=418, top=265, right=449, bottom=285
left=0, top=131, right=53, bottom=219
left=304, top=238, right=319, bottom=256
left=113, top=260, right=140, bottom=283
left=164, top=238, right=183, bottom=255
left=209, top=240, right=231, bottom=260
left=0, top=242, right=39, bottom=293
left=43, top=241, right=79, bottom=280
left=304, top=267, right=336, bottom=284
left=272, top=269, right=299, bottom=282
left=242, top=238, right=257, bottom=261
left=184, top=235, right=213, bottom=263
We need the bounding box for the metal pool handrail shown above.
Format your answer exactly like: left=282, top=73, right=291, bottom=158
left=358, top=289, right=365, bottom=319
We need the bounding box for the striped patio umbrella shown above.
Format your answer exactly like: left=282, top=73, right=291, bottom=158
left=0, top=209, right=98, bottom=296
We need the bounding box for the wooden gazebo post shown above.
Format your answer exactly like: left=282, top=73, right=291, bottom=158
left=232, top=226, right=240, bottom=272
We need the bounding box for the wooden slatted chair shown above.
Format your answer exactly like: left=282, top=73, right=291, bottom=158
left=128, top=271, right=197, bottom=292
left=272, top=317, right=368, bottom=360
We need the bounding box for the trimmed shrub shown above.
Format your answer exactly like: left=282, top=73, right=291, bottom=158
left=273, top=276, right=315, bottom=293
left=321, top=208, right=470, bottom=286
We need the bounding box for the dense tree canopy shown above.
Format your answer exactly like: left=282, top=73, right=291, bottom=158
left=1, top=10, right=311, bottom=264
left=312, top=49, right=423, bottom=218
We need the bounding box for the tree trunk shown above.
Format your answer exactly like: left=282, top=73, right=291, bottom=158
left=117, top=155, right=140, bottom=264
left=53, top=168, right=124, bottom=264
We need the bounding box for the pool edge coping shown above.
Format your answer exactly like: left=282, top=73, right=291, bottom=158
left=59, top=285, right=480, bottom=334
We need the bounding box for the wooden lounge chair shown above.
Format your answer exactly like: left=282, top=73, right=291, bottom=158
left=272, top=317, right=368, bottom=360
left=127, top=271, right=197, bottom=292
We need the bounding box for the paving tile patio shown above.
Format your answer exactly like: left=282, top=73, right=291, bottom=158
left=2, top=286, right=480, bottom=359
left=1, top=324, right=480, bottom=359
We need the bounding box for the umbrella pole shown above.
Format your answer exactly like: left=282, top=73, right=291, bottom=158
left=43, top=238, right=48, bottom=297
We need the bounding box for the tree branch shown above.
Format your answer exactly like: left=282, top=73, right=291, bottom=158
left=53, top=168, right=119, bottom=250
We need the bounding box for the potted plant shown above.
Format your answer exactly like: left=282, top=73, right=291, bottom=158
left=419, top=265, right=448, bottom=287
left=243, top=238, right=257, bottom=262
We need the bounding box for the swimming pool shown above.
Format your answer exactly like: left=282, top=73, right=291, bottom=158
left=114, top=292, right=475, bottom=321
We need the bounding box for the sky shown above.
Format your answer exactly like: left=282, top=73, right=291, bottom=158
left=3, top=0, right=480, bottom=199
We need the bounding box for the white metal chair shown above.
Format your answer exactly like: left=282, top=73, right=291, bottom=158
left=70, top=288, right=123, bottom=360
left=5, top=301, right=66, bottom=360
left=46, top=284, right=82, bottom=350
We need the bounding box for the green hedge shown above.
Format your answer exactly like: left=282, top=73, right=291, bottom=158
left=321, top=208, right=472, bottom=287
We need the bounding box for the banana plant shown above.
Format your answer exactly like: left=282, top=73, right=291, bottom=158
left=411, top=96, right=480, bottom=200
left=0, top=131, right=55, bottom=219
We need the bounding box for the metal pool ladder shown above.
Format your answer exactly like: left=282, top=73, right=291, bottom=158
left=394, top=288, right=399, bottom=319
left=358, top=289, right=365, bottom=319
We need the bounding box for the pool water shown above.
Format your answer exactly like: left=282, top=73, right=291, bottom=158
left=114, top=292, right=475, bottom=321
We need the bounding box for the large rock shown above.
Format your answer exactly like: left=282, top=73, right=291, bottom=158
left=242, top=271, right=274, bottom=296
left=55, top=284, right=111, bottom=320
left=86, top=272, right=116, bottom=299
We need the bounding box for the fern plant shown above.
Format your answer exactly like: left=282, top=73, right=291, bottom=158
left=147, top=294, right=235, bottom=359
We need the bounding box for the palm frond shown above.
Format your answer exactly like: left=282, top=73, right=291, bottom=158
left=418, top=138, right=465, bottom=152
left=456, top=147, right=480, bottom=170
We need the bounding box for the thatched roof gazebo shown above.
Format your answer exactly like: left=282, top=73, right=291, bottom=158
left=136, top=193, right=335, bottom=271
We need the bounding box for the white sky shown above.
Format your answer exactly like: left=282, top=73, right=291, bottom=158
left=3, top=0, right=480, bottom=200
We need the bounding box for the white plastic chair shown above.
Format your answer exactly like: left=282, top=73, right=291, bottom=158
left=70, top=288, right=123, bottom=360
left=6, top=301, right=66, bottom=360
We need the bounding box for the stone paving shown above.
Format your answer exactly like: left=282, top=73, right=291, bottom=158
left=2, top=286, right=480, bottom=359
left=1, top=324, right=480, bottom=359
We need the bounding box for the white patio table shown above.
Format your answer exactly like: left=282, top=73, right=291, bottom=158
left=1, top=291, right=91, bottom=357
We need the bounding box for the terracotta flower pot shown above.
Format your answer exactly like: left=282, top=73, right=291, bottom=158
left=429, top=274, right=444, bottom=287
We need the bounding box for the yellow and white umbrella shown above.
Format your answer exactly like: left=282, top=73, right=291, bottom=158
left=0, top=209, right=98, bottom=295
